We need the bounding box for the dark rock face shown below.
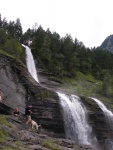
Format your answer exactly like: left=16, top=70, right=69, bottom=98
left=0, top=54, right=64, bottom=137
left=0, top=103, right=13, bottom=115
left=0, top=57, right=26, bottom=113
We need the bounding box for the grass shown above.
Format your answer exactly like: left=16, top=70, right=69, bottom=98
left=0, top=115, right=13, bottom=143
left=35, top=88, right=55, bottom=99
left=0, top=115, right=13, bottom=128
left=42, top=140, right=63, bottom=150
left=0, top=49, right=26, bottom=67
left=55, top=71, right=113, bottom=110
left=0, top=115, right=30, bottom=150
left=60, top=73, right=102, bottom=96
left=0, top=129, right=8, bottom=142
left=15, top=141, right=31, bottom=150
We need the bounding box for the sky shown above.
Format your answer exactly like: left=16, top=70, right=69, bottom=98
left=0, top=0, right=113, bottom=48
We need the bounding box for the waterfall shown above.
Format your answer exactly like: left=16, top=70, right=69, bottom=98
left=90, top=97, right=113, bottom=129
left=57, top=92, right=98, bottom=149
left=22, top=44, right=39, bottom=83
left=105, top=139, right=113, bottom=150
left=90, top=97, right=113, bottom=149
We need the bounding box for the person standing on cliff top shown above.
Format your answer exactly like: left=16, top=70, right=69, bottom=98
left=0, top=89, right=3, bottom=103
left=25, top=105, right=33, bottom=124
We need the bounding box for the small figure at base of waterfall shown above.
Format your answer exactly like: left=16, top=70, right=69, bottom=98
left=14, top=108, right=20, bottom=117
left=25, top=105, right=33, bottom=124
left=0, top=89, right=3, bottom=103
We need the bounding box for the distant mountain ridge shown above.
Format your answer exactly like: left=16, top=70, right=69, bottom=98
left=100, top=34, right=113, bottom=53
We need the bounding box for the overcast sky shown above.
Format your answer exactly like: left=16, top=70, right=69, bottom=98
left=0, top=0, right=113, bottom=48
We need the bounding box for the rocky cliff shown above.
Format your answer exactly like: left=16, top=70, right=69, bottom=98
left=0, top=53, right=112, bottom=150
left=0, top=54, right=64, bottom=136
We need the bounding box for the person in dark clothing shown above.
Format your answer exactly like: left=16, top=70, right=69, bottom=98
left=25, top=105, right=33, bottom=124
left=14, top=108, right=20, bottom=117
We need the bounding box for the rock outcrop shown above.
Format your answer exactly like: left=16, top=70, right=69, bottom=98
left=0, top=54, right=64, bottom=137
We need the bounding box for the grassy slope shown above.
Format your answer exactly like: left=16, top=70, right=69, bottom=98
left=56, top=72, right=113, bottom=110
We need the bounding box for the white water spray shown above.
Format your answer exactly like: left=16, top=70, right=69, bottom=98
left=22, top=44, right=39, bottom=83
left=90, top=97, right=113, bottom=129
left=57, top=92, right=98, bottom=148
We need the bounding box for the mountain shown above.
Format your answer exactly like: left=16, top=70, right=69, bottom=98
left=100, top=34, right=113, bottom=52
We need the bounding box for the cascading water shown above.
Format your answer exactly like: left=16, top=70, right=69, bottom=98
left=22, top=44, right=39, bottom=83
left=57, top=92, right=98, bottom=149
left=21, top=44, right=100, bottom=148
left=90, top=97, right=113, bottom=150
left=90, top=97, right=113, bottom=129
left=105, top=139, right=113, bottom=150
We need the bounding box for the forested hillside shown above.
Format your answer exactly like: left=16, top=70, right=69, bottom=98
left=1, top=14, right=113, bottom=99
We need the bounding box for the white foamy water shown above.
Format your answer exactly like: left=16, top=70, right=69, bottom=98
left=90, top=97, right=113, bottom=129
left=57, top=92, right=98, bottom=148
left=22, top=44, right=39, bottom=83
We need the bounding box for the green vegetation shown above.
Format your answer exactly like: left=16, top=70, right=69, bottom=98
left=0, top=18, right=25, bottom=63
left=36, top=89, right=55, bottom=99
left=0, top=115, right=13, bottom=128
left=0, top=115, right=29, bottom=149
left=60, top=72, right=102, bottom=95
left=1, top=13, right=113, bottom=102
left=4, top=39, right=25, bottom=61
left=14, top=141, right=31, bottom=150
left=56, top=71, right=113, bottom=110
left=42, top=140, right=63, bottom=150
left=0, top=49, right=26, bottom=68
left=0, top=129, right=8, bottom=142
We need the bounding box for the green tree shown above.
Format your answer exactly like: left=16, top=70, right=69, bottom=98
left=0, top=14, right=2, bottom=27
left=21, top=28, right=33, bottom=45
left=39, top=34, right=52, bottom=68
left=4, top=39, right=23, bottom=59
left=0, top=28, right=7, bottom=48
left=14, top=18, right=22, bottom=41
left=2, top=17, right=7, bottom=28
left=61, top=34, right=74, bottom=72
left=7, top=20, right=15, bottom=38
left=101, top=73, right=113, bottom=97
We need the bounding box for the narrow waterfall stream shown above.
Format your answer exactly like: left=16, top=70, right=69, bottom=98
left=22, top=44, right=39, bottom=83
left=90, top=97, right=113, bottom=129
left=57, top=92, right=98, bottom=149
left=90, top=97, right=113, bottom=150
